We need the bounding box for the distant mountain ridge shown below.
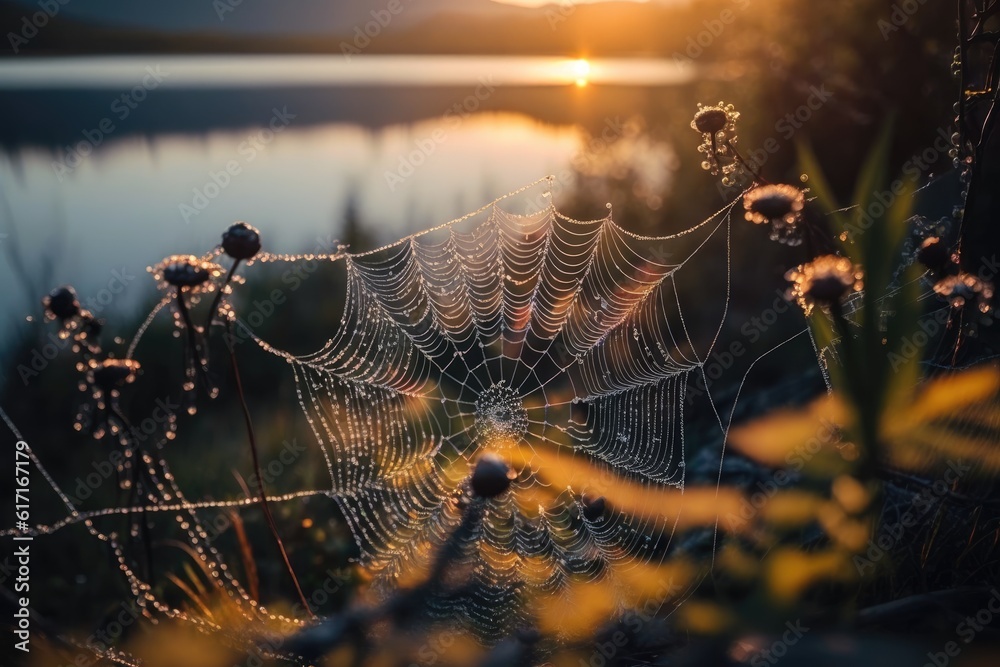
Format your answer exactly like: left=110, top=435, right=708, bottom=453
left=4, top=0, right=540, bottom=36
left=1, top=0, right=704, bottom=57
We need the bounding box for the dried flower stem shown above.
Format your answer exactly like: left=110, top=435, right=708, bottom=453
left=726, top=139, right=770, bottom=186
left=112, top=403, right=155, bottom=585
left=204, top=260, right=241, bottom=338
left=225, top=325, right=313, bottom=616
left=174, top=289, right=211, bottom=392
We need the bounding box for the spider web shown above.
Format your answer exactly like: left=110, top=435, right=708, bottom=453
left=240, top=178, right=736, bottom=636
left=5, top=177, right=764, bottom=651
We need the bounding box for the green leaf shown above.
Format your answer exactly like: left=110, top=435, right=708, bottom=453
left=886, top=178, right=916, bottom=261
left=851, top=120, right=895, bottom=232
left=883, top=262, right=926, bottom=411
left=853, top=120, right=897, bottom=298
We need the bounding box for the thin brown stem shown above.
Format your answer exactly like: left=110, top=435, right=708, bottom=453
left=726, top=139, right=771, bottom=186
left=225, top=325, right=313, bottom=616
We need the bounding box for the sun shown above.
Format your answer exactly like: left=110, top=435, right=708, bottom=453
left=571, top=58, right=591, bottom=87
left=492, top=0, right=648, bottom=6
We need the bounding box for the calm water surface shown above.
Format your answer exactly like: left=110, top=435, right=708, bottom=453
left=0, top=55, right=694, bottom=348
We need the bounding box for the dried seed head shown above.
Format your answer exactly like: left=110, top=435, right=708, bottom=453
left=471, top=453, right=513, bottom=498
left=44, top=286, right=81, bottom=321
left=916, top=236, right=951, bottom=272
left=691, top=107, right=729, bottom=134
left=42, top=285, right=97, bottom=343
left=222, top=222, right=262, bottom=260
left=91, top=358, right=140, bottom=393
left=785, top=255, right=864, bottom=315
left=743, top=184, right=806, bottom=246
left=807, top=276, right=852, bottom=302
left=691, top=102, right=741, bottom=178
left=151, top=255, right=223, bottom=292
left=934, top=272, right=994, bottom=313
left=744, top=184, right=803, bottom=222
left=164, top=259, right=211, bottom=288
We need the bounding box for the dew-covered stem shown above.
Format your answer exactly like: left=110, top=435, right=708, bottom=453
left=204, top=259, right=241, bottom=340
left=175, top=287, right=211, bottom=393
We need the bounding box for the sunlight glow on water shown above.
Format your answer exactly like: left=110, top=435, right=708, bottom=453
left=0, top=113, right=583, bottom=324
left=0, top=55, right=694, bottom=88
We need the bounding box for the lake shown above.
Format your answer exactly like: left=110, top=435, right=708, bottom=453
left=0, top=55, right=699, bottom=350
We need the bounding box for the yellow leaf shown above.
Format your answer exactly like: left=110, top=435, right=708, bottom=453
left=765, top=548, right=854, bottom=603
left=676, top=600, right=733, bottom=635
left=536, top=581, right=618, bottom=640
left=760, top=491, right=825, bottom=528
left=728, top=394, right=849, bottom=472
left=512, top=446, right=746, bottom=532
left=884, top=366, right=1000, bottom=439
left=610, top=559, right=693, bottom=608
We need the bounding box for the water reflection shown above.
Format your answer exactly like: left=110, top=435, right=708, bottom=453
left=0, top=112, right=583, bottom=320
